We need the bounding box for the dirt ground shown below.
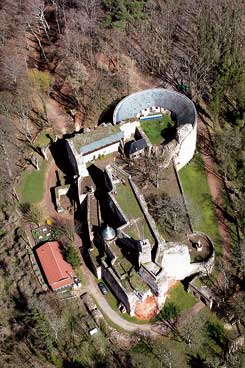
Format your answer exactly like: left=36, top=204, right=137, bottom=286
left=46, top=97, right=75, bottom=135
left=135, top=295, right=158, bottom=320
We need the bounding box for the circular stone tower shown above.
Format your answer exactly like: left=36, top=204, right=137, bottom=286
left=113, top=88, right=197, bottom=170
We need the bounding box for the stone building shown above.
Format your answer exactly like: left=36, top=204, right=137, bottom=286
left=61, top=88, right=215, bottom=315
left=67, top=124, right=124, bottom=176
left=85, top=163, right=215, bottom=316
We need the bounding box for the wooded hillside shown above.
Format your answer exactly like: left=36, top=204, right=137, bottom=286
left=0, top=1, right=244, bottom=367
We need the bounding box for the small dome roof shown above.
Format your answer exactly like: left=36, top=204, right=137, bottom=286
left=102, top=225, right=116, bottom=241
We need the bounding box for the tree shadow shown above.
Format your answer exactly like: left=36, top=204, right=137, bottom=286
left=161, top=126, right=176, bottom=143
left=187, top=353, right=211, bottom=368
left=62, top=360, right=85, bottom=368
left=98, top=97, right=126, bottom=125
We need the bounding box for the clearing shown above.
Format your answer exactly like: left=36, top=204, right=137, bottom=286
left=17, top=159, right=49, bottom=204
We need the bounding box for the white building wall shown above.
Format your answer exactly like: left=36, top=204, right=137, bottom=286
left=174, top=123, right=197, bottom=170
left=76, top=141, right=120, bottom=177
left=82, top=141, right=120, bottom=163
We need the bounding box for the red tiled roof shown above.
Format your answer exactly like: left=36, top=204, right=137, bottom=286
left=36, top=241, right=74, bottom=291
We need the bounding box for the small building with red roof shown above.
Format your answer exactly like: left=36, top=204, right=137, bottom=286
left=36, top=241, right=74, bottom=291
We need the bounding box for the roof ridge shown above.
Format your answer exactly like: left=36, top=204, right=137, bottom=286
left=48, top=242, right=65, bottom=280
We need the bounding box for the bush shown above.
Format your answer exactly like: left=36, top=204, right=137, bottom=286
left=19, top=202, right=42, bottom=225
left=64, top=245, right=81, bottom=269
left=103, top=0, right=146, bottom=29
left=155, top=302, right=180, bottom=322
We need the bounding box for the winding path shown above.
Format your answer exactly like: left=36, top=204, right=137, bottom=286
left=78, top=252, right=160, bottom=335
left=75, top=235, right=204, bottom=335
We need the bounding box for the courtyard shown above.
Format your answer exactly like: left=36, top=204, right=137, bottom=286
left=140, top=114, right=175, bottom=145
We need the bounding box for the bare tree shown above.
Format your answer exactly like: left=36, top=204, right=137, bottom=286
left=148, top=192, right=187, bottom=234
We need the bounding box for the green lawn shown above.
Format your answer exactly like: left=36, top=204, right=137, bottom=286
left=116, top=182, right=142, bottom=220
left=166, top=282, right=197, bottom=312
left=18, top=159, right=49, bottom=204
left=140, top=115, right=174, bottom=145
left=179, top=153, right=222, bottom=258
left=115, top=183, right=154, bottom=244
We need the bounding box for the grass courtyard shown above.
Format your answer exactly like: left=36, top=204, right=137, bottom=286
left=166, top=282, right=197, bottom=312
left=179, top=153, right=222, bottom=257
left=140, top=114, right=174, bottom=145
left=115, top=182, right=154, bottom=244
left=17, top=159, right=49, bottom=204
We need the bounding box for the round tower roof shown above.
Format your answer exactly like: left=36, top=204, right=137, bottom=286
left=102, top=225, right=116, bottom=241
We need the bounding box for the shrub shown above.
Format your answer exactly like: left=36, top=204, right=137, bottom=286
left=64, top=245, right=81, bottom=269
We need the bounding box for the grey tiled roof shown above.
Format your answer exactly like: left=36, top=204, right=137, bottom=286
left=68, top=124, right=123, bottom=154
left=80, top=131, right=123, bottom=154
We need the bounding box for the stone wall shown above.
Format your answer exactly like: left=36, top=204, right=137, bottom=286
left=86, top=194, right=102, bottom=279
left=101, top=260, right=136, bottom=315
left=113, top=89, right=197, bottom=171
left=139, top=265, right=160, bottom=295
left=173, top=162, right=193, bottom=232
left=135, top=126, right=152, bottom=147
left=174, top=122, right=197, bottom=170
left=128, top=178, right=165, bottom=249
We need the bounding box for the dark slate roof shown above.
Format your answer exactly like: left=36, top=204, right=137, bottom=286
left=128, top=138, right=147, bottom=155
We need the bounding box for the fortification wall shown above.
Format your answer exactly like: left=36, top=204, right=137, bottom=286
left=174, top=122, right=197, bottom=170
left=113, top=88, right=197, bottom=170
left=101, top=261, right=136, bottom=315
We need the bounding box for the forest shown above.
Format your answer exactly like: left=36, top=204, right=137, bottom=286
left=0, top=1, right=244, bottom=367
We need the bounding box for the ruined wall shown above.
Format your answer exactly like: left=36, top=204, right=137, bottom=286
left=119, top=120, right=140, bottom=139
left=174, top=122, right=197, bottom=170
left=101, top=261, right=136, bottom=315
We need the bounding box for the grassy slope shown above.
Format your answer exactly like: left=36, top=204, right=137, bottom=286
left=115, top=183, right=154, bottom=243
left=116, top=183, right=142, bottom=220
left=166, top=282, right=197, bottom=312
left=179, top=153, right=222, bottom=257
left=18, top=159, right=49, bottom=204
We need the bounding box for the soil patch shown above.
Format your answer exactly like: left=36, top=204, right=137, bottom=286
left=135, top=295, right=158, bottom=320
